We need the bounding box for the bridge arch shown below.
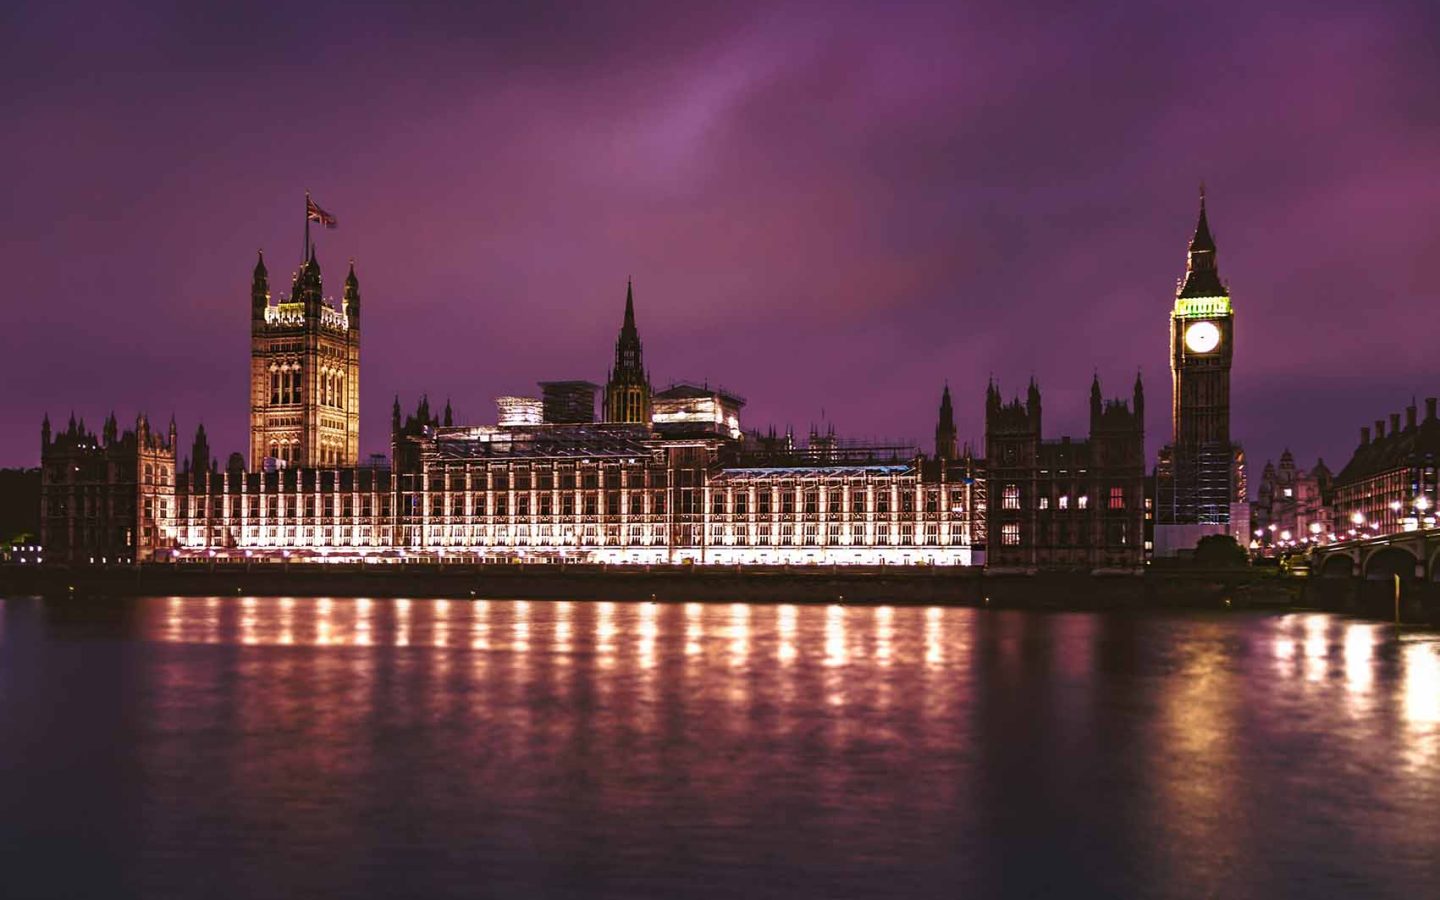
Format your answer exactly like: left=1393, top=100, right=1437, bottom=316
left=1318, top=554, right=1355, bottom=579
left=1363, top=546, right=1420, bottom=581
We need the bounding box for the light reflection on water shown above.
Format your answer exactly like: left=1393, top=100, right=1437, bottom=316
left=0, top=597, right=1438, bottom=898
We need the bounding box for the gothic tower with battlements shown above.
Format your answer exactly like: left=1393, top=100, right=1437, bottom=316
left=249, top=247, right=361, bottom=470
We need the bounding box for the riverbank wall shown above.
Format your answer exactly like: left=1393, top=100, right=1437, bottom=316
left=0, top=562, right=1304, bottom=609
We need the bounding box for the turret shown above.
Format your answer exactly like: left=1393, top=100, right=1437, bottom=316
left=1089, top=373, right=1103, bottom=426
left=1027, top=377, right=1042, bottom=429
left=443, top=398, right=453, bottom=427
left=392, top=395, right=402, bottom=434
left=251, top=250, right=269, bottom=321
left=168, top=414, right=177, bottom=449
left=935, top=384, right=957, bottom=460
left=344, top=259, right=360, bottom=329
left=1132, top=371, right=1145, bottom=423
left=41, top=413, right=50, bottom=451
left=301, top=245, right=323, bottom=317
left=192, top=423, right=212, bottom=474
left=103, top=412, right=118, bottom=446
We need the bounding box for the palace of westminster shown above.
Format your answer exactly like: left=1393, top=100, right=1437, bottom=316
left=38, top=196, right=1294, bottom=571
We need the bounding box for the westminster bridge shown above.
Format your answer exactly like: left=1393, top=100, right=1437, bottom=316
left=1308, top=529, right=1440, bottom=624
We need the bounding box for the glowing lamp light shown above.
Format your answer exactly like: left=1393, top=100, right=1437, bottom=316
left=1415, top=496, right=1431, bottom=512
left=1351, top=512, right=1366, bottom=526
left=1280, top=530, right=1292, bottom=541
left=1309, top=523, right=1322, bottom=535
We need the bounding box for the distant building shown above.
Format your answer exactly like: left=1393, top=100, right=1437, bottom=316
left=1329, top=399, right=1440, bottom=538
left=0, top=467, right=41, bottom=550
left=40, top=412, right=176, bottom=564
left=1250, top=450, right=1332, bottom=551
left=985, top=374, right=1147, bottom=571
left=1154, top=191, right=1248, bottom=555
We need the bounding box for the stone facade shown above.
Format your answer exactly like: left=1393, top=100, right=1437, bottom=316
left=1329, top=399, right=1440, bottom=538
left=1251, top=450, right=1332, bottom=550
left=40, top=412, right=177, bottom=564
left=985, top=375, right=1147, bottom=571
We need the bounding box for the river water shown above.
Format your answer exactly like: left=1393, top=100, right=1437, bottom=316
left=1, top=596, right=1437, bottom=898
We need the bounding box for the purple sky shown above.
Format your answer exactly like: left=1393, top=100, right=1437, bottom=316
left=4, top=1, right=1439, bottom=483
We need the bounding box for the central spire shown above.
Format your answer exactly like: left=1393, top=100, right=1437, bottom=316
left=603, top=278, right=652, bottom=423
left=610, top=279, right=645, bottom=384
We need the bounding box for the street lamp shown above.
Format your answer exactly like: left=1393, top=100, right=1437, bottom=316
left=1352, top=511, right=1366, bottom=526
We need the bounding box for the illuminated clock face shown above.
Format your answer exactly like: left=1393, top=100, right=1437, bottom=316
left=1184, top=320, right=1221, bottom=354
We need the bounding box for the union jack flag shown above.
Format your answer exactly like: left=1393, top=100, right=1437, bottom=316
left=306, top=196, right=338, bottom=229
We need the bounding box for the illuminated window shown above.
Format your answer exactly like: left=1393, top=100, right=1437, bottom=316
left=1109, top=487, right=1125, bottom=510
left=1077, top=495, right=1088, bottom=510
left=1002, top=485, right=1020, bottom=510
left=1059, top=495, right=1069, bottom=510
left=1039, top=496, right=1049, bottom=510
left=1002, top=523, right=1020, bottom=546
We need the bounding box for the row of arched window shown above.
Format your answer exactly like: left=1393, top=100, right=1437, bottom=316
left=267, top=363, right=348, bottom=410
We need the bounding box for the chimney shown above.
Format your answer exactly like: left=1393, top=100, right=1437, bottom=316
left=1376, top=419, right=1385, bottom=439
left=1360, top=426, right=1371, bottom=445
left=1428, top=397, right=1438, bottom=421
left=1390, top=412, right=1401, bottom=434
left=1407, top=405, right=1417, bottom=431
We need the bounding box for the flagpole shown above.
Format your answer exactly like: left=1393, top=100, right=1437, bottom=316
left=304, top=190, right=311, bottom=262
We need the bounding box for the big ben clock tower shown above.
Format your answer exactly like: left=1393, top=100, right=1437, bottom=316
left=1171, top=190, right=1232, bottom=446
left=1154, top=189, right=1248, bottom=555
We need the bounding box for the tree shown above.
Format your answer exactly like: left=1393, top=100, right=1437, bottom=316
left=1192, top=533, right=1248, bottom=568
